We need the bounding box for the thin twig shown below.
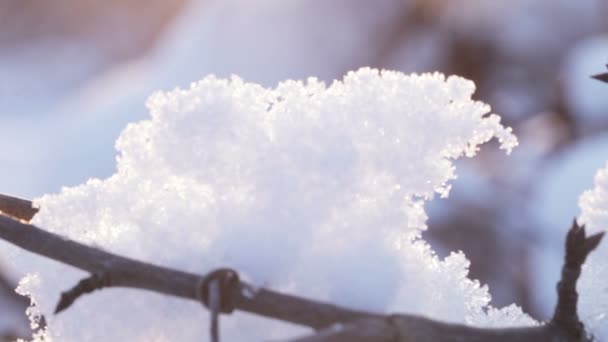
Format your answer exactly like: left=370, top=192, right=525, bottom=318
left=55, top=273, right=112, bottom=314
left=0, top=213, right=381, bottom=329
left=551, top=220, right=604, bottom=339
left=208, top=280, right=221, bottom=342
left=0, top=193, right=38, bottom=221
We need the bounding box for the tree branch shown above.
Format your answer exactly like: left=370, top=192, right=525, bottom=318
left=0, top=193, right=38, bottom=221
left=551, top=220, right=604, bottom=339
left=0, top=212, right=380, bottom=329
left=0, top=194, right=602, bottom=341
left=591, top=64, right=608, bottom=83
left=287, top=315, right=564, bottom=342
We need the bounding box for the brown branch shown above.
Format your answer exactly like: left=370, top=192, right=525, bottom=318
left=0, top=193, right=38, bottom=221
left=55, top=273, right=112, bottom=314
left=0, top=213, right=380, bottom=329
left=196, top=268, right=240, bottom=342
left=287, top=315, right=564, bottom=342
left=551, top=220, right=604, bottom=339
left=592, top=64, right=608, bottom=83
left=287, top=318, right=396, bottom=342
left=0, top=194, right=602, bottom=341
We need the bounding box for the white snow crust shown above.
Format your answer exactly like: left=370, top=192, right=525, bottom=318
left=7, top=68, right=537, bottom=341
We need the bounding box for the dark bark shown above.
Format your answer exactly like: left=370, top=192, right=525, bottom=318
left=0, top=193, right=38, bottom=221
left=592, top=65, right=608, bottom=83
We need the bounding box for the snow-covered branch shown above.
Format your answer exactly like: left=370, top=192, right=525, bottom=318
left=0, top=195, right=601, bottom=341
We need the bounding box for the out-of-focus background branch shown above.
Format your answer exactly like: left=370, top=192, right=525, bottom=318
left=0, top=0, right=607, bottom=339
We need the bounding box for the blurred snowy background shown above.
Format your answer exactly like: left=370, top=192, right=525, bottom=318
left=0, top=0, right=606, bottom=339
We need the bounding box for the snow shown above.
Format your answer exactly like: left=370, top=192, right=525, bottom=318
left=526, top=134, right=608, bottom=339
left=578, top=162, right=608, bottom=340
left=5, top=68, right=538, bottom=341
left=528, top=133, right=608, bottom=317
left=532, top=133, right=608, bottom=238
left=2, top=0, right=607, bottom=340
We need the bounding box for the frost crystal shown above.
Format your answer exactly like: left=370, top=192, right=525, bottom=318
left=578, top=162, right=608, bottom=340
left=8, top=68, right=530, bottom=341
left=15, top=274, right=44, bottom=331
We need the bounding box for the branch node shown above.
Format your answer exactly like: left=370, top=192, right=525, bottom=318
left=54, top=272, right=112, bottom=314
left=196, top=268, right=240, bottom=342
left=551, top=219, right=605, bottom=340
left=196, top=268, right=240, bottom=314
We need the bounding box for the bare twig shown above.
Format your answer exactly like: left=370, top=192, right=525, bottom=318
left=0, top=194, right=603, bottom=341
left=551, top=220, right=604, bottom=340
left=0, top=212, right=381, bottom=329
left=592, top=64, right=608, bottom=83
left=287, top=314, right=568, bottom=342
left=0, top=193, right=38, bottom=221
left=55, top=273, right=112, bottom=314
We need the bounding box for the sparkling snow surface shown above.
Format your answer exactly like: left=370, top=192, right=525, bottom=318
left=8, top=69, right=540, bottom=341
left=578, top=163, right=608, bottom=340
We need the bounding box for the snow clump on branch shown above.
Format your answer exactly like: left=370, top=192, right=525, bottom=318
left=10, top=68, right=533, bottom=341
